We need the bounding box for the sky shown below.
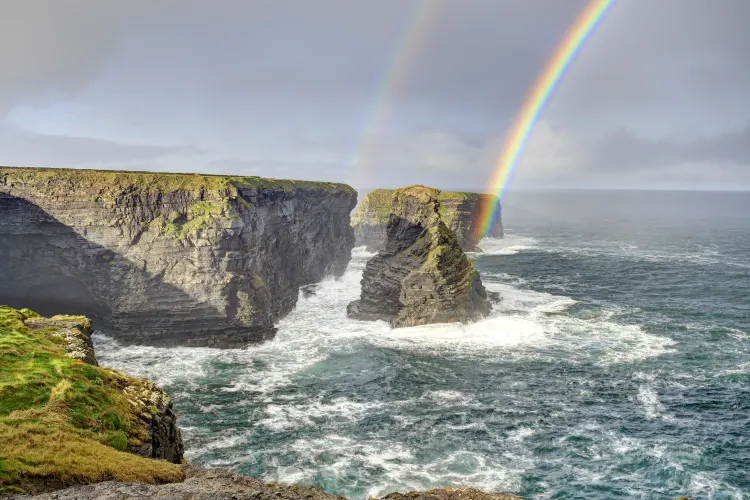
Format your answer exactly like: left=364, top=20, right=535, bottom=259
left=1, top=0, right=749, bottom=192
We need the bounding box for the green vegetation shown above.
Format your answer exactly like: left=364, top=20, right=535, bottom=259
left=0, top=167, right=355, bottom=204
left=353, top=188, right=498, bottom=227
left=150, top=201, right=228, bottom=241
left=252, top=273, right=266, bottom=288
left=0, top=306, right=184, bottom=494
left=351, top=189, right=395, bottom=225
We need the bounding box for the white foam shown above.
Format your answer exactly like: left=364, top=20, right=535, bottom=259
left=92, top=245, right=683, bottom=497
left=476, top=234, right=539, bottom=256
left=637, top=385, right=672, bottom=421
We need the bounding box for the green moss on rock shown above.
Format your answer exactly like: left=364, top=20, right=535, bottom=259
left=0, top=306, right=184, bottom=494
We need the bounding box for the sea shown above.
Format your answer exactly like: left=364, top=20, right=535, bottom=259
left=94, top=190, right=750, bottom=500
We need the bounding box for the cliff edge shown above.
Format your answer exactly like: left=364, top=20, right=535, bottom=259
left=348, top=186, right=492, bottom=327
left=352, top=189, right=503, bottom=252
left=0, top=167, right=357, bottom=347
left=0, top=306, right=184, bottom=496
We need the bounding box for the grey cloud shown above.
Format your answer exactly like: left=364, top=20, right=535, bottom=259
left=0, top=124, right=195, bottom=166
left=552, top=0, right=750, bottom=126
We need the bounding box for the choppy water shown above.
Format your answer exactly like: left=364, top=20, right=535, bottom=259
left=95, top=190, right=750, bottom=499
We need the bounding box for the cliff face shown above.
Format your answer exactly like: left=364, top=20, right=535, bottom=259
left=0, top=167, right=357, bottom=347
left=351, top=189, right=503, bottom=252
left=348, top=186, right=492, bottom=327
left=0, top=306, right=185, bottom=495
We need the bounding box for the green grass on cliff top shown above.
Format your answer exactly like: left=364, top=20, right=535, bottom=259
left=0, top=306, right=184, bottom=495
left=352, top=188, right=498, bottom=224
left=0, top=166, right=355, bottom=200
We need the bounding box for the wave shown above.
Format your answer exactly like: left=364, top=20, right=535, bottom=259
left=475, top=234, right=539, bottom=256
left=92, top=246, right=688, bottom=499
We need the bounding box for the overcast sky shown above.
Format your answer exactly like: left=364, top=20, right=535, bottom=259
left=1, top=0, right=749, bottom=192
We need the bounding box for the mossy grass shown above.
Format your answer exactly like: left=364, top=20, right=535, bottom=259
left=0, top=306, right=184, bottom=494
left=353, top=188, right=498, bottom=226
left=0, top=166, right=355, bottom=203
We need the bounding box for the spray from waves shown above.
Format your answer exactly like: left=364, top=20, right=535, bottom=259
left=91, top=246, right=684, bottom=499
left=474, top=234, right=539, bottom=256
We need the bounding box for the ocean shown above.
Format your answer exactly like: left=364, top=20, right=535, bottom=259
left=94, top=190, right=750, bottom=499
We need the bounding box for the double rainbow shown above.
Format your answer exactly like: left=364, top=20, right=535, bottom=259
left=475, top=0, right=615, bottom=238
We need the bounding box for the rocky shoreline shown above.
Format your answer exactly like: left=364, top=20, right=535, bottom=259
left=0, top=306, right=520, bottom=499
left=6, top=466, right=522, bottom=500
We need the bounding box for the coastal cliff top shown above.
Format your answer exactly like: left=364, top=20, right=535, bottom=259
left=0, top=306, right=184, bottom=495
left=352, top=187, right=498, bottom=225
left=0, top=166, right=356, bottom=200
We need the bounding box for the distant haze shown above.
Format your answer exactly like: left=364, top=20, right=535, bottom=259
left=1, top=0, right=749, bottom=192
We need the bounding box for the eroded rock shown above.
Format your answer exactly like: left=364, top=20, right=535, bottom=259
left=348, top=186, right=492, bottom=327
left=352, top=189, right=503, bottom=252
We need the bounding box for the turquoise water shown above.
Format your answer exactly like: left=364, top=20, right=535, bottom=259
left=95, top=190, right=750, bottom=499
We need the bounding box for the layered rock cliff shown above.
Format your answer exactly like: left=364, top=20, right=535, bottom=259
left=0, top=167, right=357, bottom=347
left=348, top=186, right=492, bottom=327
left=352, top=189, right=503, bottom=252
left=0, top=306, right=184, bottom=495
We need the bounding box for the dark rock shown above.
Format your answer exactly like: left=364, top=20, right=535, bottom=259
left=7, top=466, right=523, bottom=499
left=352, top=189, right=503, bottom=252
left=0, top=167, right=356, bottom=347
left=301, top=284, right=320, bottom=298
left=123, top=382, right=184, bottom=464
left=348, top=186, right=492, bottom=327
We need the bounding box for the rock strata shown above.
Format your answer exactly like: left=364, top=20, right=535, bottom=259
left=7, top=466, right=523, bottom=500
left=0, top=167, right=357, bottom=347
left=347, top=186, right=492, bottom=327
left=23, top=315, right=98, bottom=365
left=352, top=189, right=503, bottom=252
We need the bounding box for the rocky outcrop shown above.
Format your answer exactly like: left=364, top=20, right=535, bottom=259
left=347, top=186, right=492, bottom=327
left=23, top=314, right=98, bottom=365
left=122, top=381, right=184, bottom=463
left=8, top=465, right=523, bottom=499
left=0, top=306, right=185, bottom=496
left=352, top=189, right=503, bottom=252
left=18, top=311, right=184, bottom=464
left=0, top=167, right=357, bottom=347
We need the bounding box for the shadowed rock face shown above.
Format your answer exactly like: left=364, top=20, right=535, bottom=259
left=352, top=189, right=503, bottom=252
left=347, top=186, right=492, bottom=327
left=0, top=167, right=357, bottom=347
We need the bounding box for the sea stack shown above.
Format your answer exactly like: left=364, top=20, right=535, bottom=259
left=352, top=189, right=503, bottom=252
left=347, top=185, right=492, bottom=327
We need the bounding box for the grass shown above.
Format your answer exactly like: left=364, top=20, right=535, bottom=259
left=150, top=201, right=229, bottom=241
left=352, top=188, right=499, bottom=227
left=0, top=166, right=355, bottom=205
left=0, top=306, right=184, bottom=494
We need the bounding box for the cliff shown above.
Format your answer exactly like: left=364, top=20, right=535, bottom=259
left=348, top=186, right=492, bottom=327
left=352, top=189, right=503, bottom=252
left=0, top=306, right=184, bottom=496
left=0, top=167, right=357, bottom=347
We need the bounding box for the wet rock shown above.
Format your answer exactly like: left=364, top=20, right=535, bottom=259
left=348, top=186, right=492, bottom=327
left=8, top=466, right=523, bottom=499
left=301, top=284, right=320, bottom=298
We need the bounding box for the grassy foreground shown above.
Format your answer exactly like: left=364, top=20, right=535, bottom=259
left=0, top=306, right=184, bottom=495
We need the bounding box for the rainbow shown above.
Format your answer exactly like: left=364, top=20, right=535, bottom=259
left=347, top=0, right=439, bottom=189
left=475, top=0, right=615, bottom=238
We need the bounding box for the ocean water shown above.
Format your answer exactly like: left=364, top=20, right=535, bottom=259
left=94, top=190, right=750, bottom=500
